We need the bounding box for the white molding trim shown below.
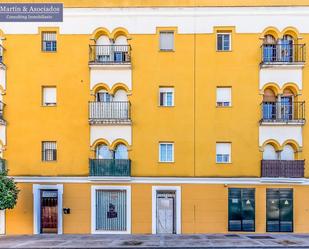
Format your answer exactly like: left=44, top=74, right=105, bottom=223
left=4, top=7, right=309, bottom=35
left=89, top=64, right=131, bottom=70
left=91, top=185, right=131, bottom=234
left=152, top=186, right=181, bottom=234
left=0, top=210, right=5, bottom=235
left=32, top=184, right=63, bottom=235
left=13, top=176, right=308, bottom=185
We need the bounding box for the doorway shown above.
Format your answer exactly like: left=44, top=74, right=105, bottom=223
left=33, top=184, right=63, bottom=234
left=266, top=188, right=293, bottom=232
left=152, top=186, right=181, bottom=234
left=156, top=191, right=176, bottom=234
left=40, top=190, right=58, bottom=234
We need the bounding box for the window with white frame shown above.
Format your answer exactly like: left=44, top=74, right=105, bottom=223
left=42, top=141, right=57, bottom=161
left=217, top=33, right=231, bottom=51
left=42, top=32, right=57, bottom=52
left=159, top=31, right=174, bottom=51
left=42, top=87, right=57, bottom=106
left=159, top=142, right=174, bottom=162
left=159, top=87, right=174, bottom=106
left=216, top=87, right=231, bottom=107
left=216, top=142, right=231, bottom=163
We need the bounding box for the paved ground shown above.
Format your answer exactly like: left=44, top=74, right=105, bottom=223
left=2, top=234, right=309, bottom=248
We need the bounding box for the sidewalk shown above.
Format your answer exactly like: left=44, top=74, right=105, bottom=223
left=1, top=234, right=309, bottom=248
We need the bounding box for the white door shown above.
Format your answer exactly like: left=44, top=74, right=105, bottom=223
left=0, top=210, right=5, bottom=234
left=156, top=191, right=175, bottom=234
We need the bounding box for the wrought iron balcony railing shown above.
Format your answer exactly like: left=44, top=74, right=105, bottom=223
left=261, top=160, right=304, bottom=178
left=89, top=101, right=131, bottom=125
left=89, top=159, right=131, bottom=177
left=260, top=101, right=305, bottom=124
left=89, top=45, right=131, bottom=64
left=261, top=44, right=306, bottom=64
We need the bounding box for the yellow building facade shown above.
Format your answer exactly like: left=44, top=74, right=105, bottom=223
left=1, top=0, right=309, bottom=235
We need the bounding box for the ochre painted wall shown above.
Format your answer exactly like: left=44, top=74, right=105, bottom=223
left=6, top=183, right=309, bottom=235
left=4, top=33, right=91, bottom=176
left=3, top=31, right=307, bottom=177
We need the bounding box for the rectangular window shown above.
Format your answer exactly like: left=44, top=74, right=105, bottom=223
left=159, top=31, right=174, bottom=51
left=216, top=87, right=231, bottom=107
left=159, top=87, right=174, bottom=106
left=216, top=142, right=231, bottom=163
left=266, top=188, right=293, bottom=232
left=42, top=141, right=57, bottom=161
left=228, top=188, right=255, bottom=232
left=159, top=143, right=174, bottom=162
left=217, top=33, right=231, bottom=51
left=42, top=87, right=57, bottom=106
left=42, top=32, right=57, bottom=52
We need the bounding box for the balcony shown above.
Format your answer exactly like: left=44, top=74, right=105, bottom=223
left=89, top=101, right=131, bottom=125
left=89, top=159, right=131, bottom=177
left=261, top=44, right=306, bottom=66
left=260, top=101, right=305, bottom=125
left=89, top=45, right=131, bottom=65
left=261, top=160, right=304, bottom=178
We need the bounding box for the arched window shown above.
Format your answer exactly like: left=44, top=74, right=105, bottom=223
left=264, top=35, right=276, bottom=44
left=281, top=35, right=294, bottom=62
left=263, top=35, right=276, bottom=62
left=113, top=89, right=128, bottom=101
left=281, top=145, right=295, bottom=160
left=96, top=35, right=111, bottom=62
left=263, top=144, right=278, bottom=160
left=114, top=35, right=129, bottom=63
left=96, top=35, right=110, bottom=45
left=96, top=90, right=113, bottom=102
left=114, top=144, right=128, bottom=159
left=263, top=88, right=276, bottom=120
left=96, top=144, right=113, bottom=159
left=114, top=35, right=128, bottom=45
left=281, top=89, right=294, bottom=120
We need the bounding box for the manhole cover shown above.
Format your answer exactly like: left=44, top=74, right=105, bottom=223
left=247, top=235, right=274, bottom=240
left=122, top=240, right=143, bottom=246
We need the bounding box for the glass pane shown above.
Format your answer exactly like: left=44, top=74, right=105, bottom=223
left=217, top=35, right=223, bottom=50
left=160, top=144, right=167, bottom=161
left=223, top=35, right=230, bottom=50
left=241, top=199, right=255, bottom=232
left=228, top=189, right=241, bottom=231
left=115, top=144, right=128, bottom=159
left=166, top=93, right=173, bottom=106
left=166, top=144, right=173, bottom=161
left=267, top=190, right=280, bottom=232
left=96, top=145, right=113, bottom=159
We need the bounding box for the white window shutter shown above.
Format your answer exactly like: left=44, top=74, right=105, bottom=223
left=216, top=143, right=231, bottom=155
left=216, top=87, right=231, bottom=103
left=43, top=32, right=56, bottom=41
left=160, top=32, right=174, bottom=50
left=43, top=87, right=57, bottom=105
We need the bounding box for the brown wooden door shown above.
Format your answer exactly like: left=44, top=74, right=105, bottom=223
left=41, top=190, right=58, bottom=234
